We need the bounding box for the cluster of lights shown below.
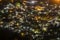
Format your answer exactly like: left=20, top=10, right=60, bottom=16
left=0, top=0, right=60, bottom=40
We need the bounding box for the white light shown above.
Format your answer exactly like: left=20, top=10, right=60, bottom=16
left=31, top=1, right=36, bottom=4
left=27, top=1, right=37, bottom=4
left=57, top=37, right=60, bottom=40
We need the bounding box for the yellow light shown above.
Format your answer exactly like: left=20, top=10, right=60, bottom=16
left=21, top=32, right=25, bottom=36
left=16, top=23, right=19, bottom=26
left=42, top=27, right=47, bottom=32
left=55, top=0, right=60, bottom=2
left=40, top=15, right=53, bottom=21
left=0, top=0, right=2, bottom=2
left=35, top=29, right=39, bottom=33
left=32, top=29, right=39, bottom=33
left=35, top=6, right=44, bottom=11
left=52, top=0, right=60, bottom=4
left=23, top=0, right=27, bottom=3
left=0, top=21, right=3, bottom=24
left=16, top=3, right=21, bottom=9
left=34, top=16, right=41, bottom=21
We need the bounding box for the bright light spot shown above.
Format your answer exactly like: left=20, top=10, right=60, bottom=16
left=0, top=0, right=2, bottom=2
left=16, top=3, right=21, bottom=8
left=28, top=1, right=37, bottom=4
left=31, top=1, right=36, bottom=4
left=35, top=6, right=44, bottom=11
left=32, top=29, right=40, bottom=33
left=42, top=27, right=47, bottom=32
left=53, top=0, right=60, bottom=4
left=21, top=32, right=25, bottom=36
